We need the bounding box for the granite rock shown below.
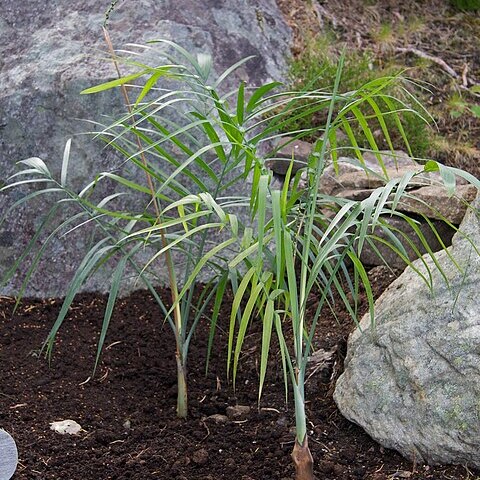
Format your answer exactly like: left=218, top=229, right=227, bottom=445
left=266, top=138, right=476, bottom=267
left=334, top=194, right=480, bottom=468
left=0, top=0, right=291, bottom=297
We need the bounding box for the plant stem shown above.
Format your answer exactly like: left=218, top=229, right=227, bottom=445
left=176, top=354, right=188, bottom=418
left=289, top=54, right=345, bottom=480
left=102, top=27, right=186, bottom=417
left=293, top=378, right=313, bottom=478
left=293, top=379, right=307, bottom=444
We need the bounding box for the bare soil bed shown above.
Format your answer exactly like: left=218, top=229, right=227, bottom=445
left=1, top=266, right=478, bottom=479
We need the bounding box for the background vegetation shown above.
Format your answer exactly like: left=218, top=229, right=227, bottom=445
left=278, top=0, right=480, bottom=176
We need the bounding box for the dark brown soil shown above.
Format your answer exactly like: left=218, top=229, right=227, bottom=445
left=1, top=266, right=478, bottom=479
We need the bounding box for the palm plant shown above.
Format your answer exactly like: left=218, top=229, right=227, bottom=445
left=90, top=45, right=479, bottom=477
left=1, top=39, right=349, bottom=418
left=1, top=38, right=254, bottom=418
left=2, top=39, right=479, bottom=478
left=222, top=60, right=480, bottom=479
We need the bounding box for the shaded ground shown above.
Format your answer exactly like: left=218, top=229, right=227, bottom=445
left=1, top=266, right=479, bottom=479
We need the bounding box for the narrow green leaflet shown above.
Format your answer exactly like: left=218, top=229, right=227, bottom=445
left=227, top=267, right=256, bottom=376
left=43, top=240, right=114, bottom=358
left=61, top=139, right=72, bottom=186
left=206, top=271, right=229, bottom=373
left=94, top=251, right=131, bottom=373
left=81, top=71, right=147, bottom=94
left=246, top=81, right=283, bottom=114
left=258, top=298, right=275, bottom=400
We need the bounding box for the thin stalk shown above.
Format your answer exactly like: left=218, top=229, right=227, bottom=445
left=178, top=120, right=241, bottom=373
left=176, top=354, right=188, bottom=418
left=290, top=52, right=346, bottom=480
left=298, top=53, right=345, bottom=333
left=103, top=28, right=186, bottom=418
left=290, top=360, right=313, bottom=480
left=293, top=381, right=307, bottom=444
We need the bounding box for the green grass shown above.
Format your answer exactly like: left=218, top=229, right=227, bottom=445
left=286, top=33, right=432, bottom=158
left=450, top=0, right=480, bottom=11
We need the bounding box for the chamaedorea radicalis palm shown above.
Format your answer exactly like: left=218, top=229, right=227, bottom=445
left=91, top=46, right=480, bottom=478
left=1, top=39, right=255, bottom=418
left=0, top=40, right=381, bottom=419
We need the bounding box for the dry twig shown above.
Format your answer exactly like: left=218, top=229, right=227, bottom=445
left=396, top=47, right=459, bottom=78
left=462, top=63, right=469, bottom=88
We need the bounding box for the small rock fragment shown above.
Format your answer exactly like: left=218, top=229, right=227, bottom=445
left=226, top=405, right=251, bottom=420
left=206, top=414, right=229, bottom=424
left=391, top=472, right=412, bottom=479
left=49, top=419, right=82, bottom=435
left=192, top=448, right=209, bottom=465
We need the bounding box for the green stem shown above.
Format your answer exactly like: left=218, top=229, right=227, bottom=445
left=176, top=355, right=188, bottom=418
left=298, top=52, right=345, bottom=343
left=293, top=378, right=307, bottom=444
left=103, top=28, right=187, bottom=418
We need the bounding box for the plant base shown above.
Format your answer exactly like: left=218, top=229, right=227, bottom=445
left=292, top=436, right=315, bottom=480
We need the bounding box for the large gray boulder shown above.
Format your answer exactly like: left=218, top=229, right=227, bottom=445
left=334, top=194, right=480, bottom=468
left=0, top=0, right=291, bottom=297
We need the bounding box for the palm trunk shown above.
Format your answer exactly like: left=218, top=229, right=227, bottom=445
left=292, top=383, right=315, bottom=480
left=176, top=355, right=188, bottom=418
left=292, top=435, right=315, bottom=480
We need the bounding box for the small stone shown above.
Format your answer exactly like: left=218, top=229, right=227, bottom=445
left=332, top=464, right=344, bottom=476
left=318, top=459, right=335, bottom=474
left=392, top=472, right=412, bottom=479
left=206, top=414, right=229, bottom=424
left=276, top=137, right=313, bottom=164
left=276, top=416, right=288, bottom=427
left=172, top=456, right=190, bottom=471
left=49, top=419, right=82, bottom=435
left=226, top=405, right=251, bottom=420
